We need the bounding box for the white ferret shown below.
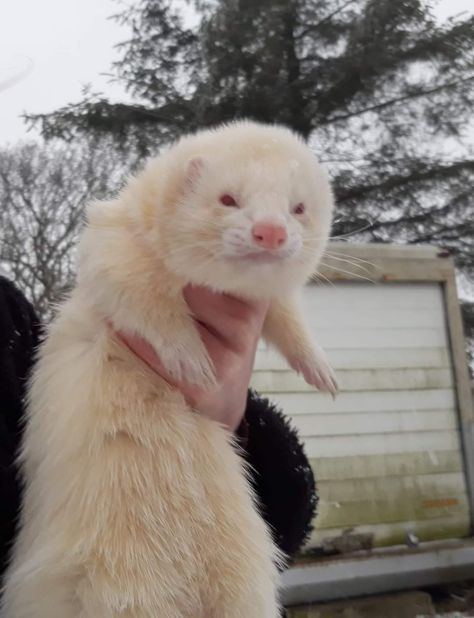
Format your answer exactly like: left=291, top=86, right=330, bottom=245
left=1, top=121, right=336, bottom=618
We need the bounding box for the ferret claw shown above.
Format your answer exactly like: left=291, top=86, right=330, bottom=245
left=289, top=353, right=338, bottom=396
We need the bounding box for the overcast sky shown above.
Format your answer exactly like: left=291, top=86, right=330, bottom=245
left=1, top=0, right=473, bottom=146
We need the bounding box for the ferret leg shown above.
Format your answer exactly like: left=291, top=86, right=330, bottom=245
left=263, top=297, right=337, bottom=395
left=104, top=276, right=216, bottom=388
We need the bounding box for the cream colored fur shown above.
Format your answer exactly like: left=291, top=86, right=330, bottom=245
left=1, top=121, right=335, bottom=617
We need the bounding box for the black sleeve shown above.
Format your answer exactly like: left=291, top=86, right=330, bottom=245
left=0, top=276, right=41, bottom=580
left=242, top=389, right=318, bottom=563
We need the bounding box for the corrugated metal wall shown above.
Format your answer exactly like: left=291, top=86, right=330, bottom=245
left=252, top=281, right=471, bottom=550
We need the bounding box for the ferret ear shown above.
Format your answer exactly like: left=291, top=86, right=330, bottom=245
left=186, top=156, right=206, bottom=187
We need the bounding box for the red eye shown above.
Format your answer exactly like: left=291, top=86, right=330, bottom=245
left=292, top=203, right=305, bottom=215
left=219, top=194, right=238, bottom=207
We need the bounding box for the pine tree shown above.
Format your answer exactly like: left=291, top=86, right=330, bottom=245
left=29, top=0, right=474, bottom=278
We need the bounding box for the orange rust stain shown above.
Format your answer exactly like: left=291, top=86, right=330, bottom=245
left=422, top=498, right=459, bottom=509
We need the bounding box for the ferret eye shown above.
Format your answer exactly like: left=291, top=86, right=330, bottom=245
left=292, top=202, right=305, bottom=215
left=219, top=194, right=239, bottom=208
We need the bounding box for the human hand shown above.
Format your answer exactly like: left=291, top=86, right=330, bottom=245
left=116, top=285, right=269, bottom=431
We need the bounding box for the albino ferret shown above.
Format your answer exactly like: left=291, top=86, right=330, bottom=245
left=2, top=121, right=336, bottom=618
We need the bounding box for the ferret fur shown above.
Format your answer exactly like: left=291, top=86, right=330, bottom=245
left=1, top=121, right=335, bottom=618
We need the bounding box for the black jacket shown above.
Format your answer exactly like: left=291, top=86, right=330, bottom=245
left=0, top=276, right=317, bottom=579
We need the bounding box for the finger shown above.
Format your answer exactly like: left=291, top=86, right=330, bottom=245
left=116, top=329, right=163, bottom=373
left=115, top=329, right=203, bottom=398
left=184, top=285, right=268, bottom=350
left=193, top=320, right=236, bottom=380
left=185, top=285, right=265, bottom=330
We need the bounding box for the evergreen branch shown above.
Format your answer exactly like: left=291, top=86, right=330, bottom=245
left=27, top=99, right=195, bottom=141
left=296, top=0, right=357, bottom=39
left=337, top=159, right=474, bottom=203
left=366, top=188, right=474, bottom=233
left=321, top=74, right=474, bottom=125
left=406, top=220, right=474, bottom=245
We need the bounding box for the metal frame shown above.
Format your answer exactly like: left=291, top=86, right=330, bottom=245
left=282, top=539, right=474, bottom=605
left=283, top=242, right=474, bottom=605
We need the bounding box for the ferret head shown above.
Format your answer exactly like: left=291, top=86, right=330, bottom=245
left=134, top=121, right=334, bottom=298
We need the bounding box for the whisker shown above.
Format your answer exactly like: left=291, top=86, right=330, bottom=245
left=324, top=251, right=377, bottom=268
left=312, top=271, right=335, bottom=288
left=329, top=219, right=375, bottom=239
left=318, top=261, right=376, bottom=283
left=302, top=219, right=376, bottom=243
left=322, top=252, right=374, bottom=274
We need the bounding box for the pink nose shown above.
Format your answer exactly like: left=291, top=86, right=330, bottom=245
left=252, top=222, right=288, bottom=250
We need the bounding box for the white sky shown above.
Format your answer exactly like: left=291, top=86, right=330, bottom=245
left=0, top=0, right=473, bottom=146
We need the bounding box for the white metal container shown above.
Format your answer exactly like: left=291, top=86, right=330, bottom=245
left=252, top=242, right=474, bottom=559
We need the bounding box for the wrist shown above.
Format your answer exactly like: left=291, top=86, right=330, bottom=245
left=235, top=416, right=249, bottom=449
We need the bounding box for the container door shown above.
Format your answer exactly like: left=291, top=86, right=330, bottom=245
left=252, top=281, right=471, bottom=551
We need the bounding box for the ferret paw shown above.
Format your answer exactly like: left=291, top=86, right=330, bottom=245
left=156, top=340, right=217, bottom=389
left=288, top=351, right=338, bottom=396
